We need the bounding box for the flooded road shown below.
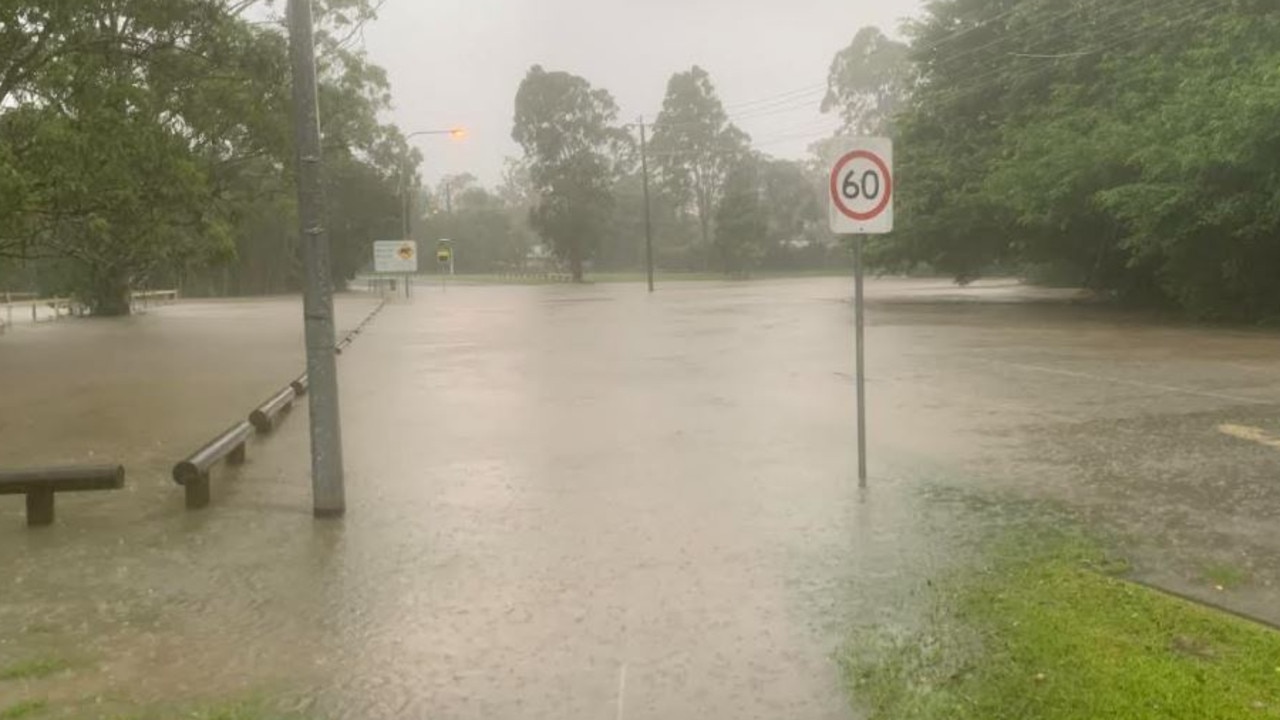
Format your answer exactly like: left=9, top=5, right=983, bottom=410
left=2, top=279, right=1279, bottom=717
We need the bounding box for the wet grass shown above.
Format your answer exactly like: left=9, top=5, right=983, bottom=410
left=845, top=532, right=1280, bottom=719
left=1201, top=561, right=1250, bottom=591
left=0, top=701, right=48, bottom=720
left=96, top=697, right=308, bottom=720
left=0, top=658, right=69, bottom=681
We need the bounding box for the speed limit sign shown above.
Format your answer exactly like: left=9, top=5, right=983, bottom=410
left=829, top=137, right=893, bottom=234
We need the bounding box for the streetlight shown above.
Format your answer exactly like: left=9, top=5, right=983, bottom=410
left=401, top=128, right=467, bottom=239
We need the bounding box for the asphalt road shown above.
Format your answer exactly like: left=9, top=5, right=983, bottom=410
left=2, top=278, right=1277, bottom=718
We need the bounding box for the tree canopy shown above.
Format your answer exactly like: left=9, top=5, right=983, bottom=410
left=844, top=0, right=1280, bottom=320
left=512, top=65, right=629, bottom=281
left=0, top=0, right=416, bottom=312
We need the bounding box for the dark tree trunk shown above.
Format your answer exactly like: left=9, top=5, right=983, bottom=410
left=86, top=267, right=131, bottom=316
left=569, top=252, right=584, bottom=283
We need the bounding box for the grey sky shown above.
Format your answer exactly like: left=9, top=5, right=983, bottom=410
left=362, top=0, right=923, bottom=187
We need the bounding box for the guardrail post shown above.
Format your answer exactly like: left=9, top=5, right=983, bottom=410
left=229, top=442, right=247, bottom=465
left=26, top=488, right=54, bottom=526
left=186, top=472, right=211, bottom=509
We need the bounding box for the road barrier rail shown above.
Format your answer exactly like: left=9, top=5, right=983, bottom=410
left=172, top=421, right=252, bottom=509
left=0, top=465, right=125, bottom=526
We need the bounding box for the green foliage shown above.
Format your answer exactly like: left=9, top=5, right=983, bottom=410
left=650, top=66, right=750, bottom=259
left=0, top=657, right=69, bottom=681
left=0, top=0, right=415, bottom=306
left=822, top=27, right=911, bottom=135
left=871, top=0, right=1280, bottom=319
left=714, top=159, right=767, bottom=276
left=417, top=184, right=532, bottom=273
left=512, top=65, right=628, bottom=281
left=846, top=533, right=1280, bottom=719
left=0, top=700, right=47, bottom=720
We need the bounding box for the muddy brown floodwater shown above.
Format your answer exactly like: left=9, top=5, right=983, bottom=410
left=2, top=279, right=1278, bottom=719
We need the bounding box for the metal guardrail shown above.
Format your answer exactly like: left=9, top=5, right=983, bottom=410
left=0, top=289, right=178, bottom=331
left=172, top=421, right=252, bottom=509
left=291, top=373, right=309, bottom=396
left=0, top=465, right=125, bottom=526
left=249, top=386, right=296, bottom=433
left=496, top=270, right=574, bottom=283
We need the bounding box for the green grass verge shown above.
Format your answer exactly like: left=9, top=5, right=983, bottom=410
left=0, top=700, right=47, bottom=720
left=845, top=534, right=1280, bottom=719
left=0, top=658, right=69, bottom=681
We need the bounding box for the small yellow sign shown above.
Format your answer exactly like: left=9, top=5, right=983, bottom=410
left=437, top=249, right=451, bottom=263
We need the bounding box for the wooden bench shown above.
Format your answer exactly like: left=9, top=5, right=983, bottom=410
left=0, top=466, right=126, bottom=526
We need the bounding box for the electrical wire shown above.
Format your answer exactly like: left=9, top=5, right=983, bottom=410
left=918, top=0, right=1226, bottom=109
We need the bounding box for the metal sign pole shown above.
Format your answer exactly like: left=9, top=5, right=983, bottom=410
left=853, top=236, right=867, bottom=487
left=830, top=137, right=892, bottom=488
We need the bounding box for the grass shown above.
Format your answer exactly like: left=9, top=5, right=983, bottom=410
left=845, top=533, right=1280, bottom=719
left=103, top=699, right=308, bottom=720
left=0, top=658, right=69, bottom=681
left=1201, top=562, right=1250, bottom=591
left=0, top=701, right=47, bottom=720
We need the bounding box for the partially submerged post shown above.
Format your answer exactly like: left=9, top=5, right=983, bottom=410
left=172, top=421, right=253, bottom=509
left=0, top=466, right=125, bottom=526
left=827, top=137, right=894, bottom=487
left=288, top=0, right=346, bottom=517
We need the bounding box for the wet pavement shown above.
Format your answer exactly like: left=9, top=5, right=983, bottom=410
left=2, top=279, right=1279, bottom=718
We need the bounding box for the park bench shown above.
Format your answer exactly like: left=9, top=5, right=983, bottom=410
left=0, top=465, right=125, bottom=526
left=172, top=421, right=252, bottom=509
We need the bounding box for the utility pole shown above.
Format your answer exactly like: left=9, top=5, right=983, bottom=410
left=287, top=0, right=346, bottom=518
left=638, top=117, right=655, bottom=292
left=401, top=163, right=411, bottom=240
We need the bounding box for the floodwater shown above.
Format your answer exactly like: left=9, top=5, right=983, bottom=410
left=2, top=279, right=1278, bottom=718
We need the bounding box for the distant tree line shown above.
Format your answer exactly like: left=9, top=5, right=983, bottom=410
left=828, top=0, right=1280, bottom=321
left=501, top=65, right=844, bottom=282
left=0, top=0, right=416, bottom=314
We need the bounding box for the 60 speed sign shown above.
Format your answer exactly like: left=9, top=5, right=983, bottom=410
left=828, top=137, right=893, bottom=234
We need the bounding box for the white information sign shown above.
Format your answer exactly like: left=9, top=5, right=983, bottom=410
left=373, top=240, right=418, bottom=273
left=828, top=137, right=894, bottom=235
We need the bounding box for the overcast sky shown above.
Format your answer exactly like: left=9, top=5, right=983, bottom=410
left=360, top=0, right=924, bottom=187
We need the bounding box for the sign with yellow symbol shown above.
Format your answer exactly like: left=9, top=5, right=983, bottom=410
left=373, top=240, right=417, bottom=273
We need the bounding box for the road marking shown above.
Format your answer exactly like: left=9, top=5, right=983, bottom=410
left=981, top=359, right=1274, bottom=406
left=1217, top=423, right=1280, bottom=449
left=615, top=663, right=627, bottom=720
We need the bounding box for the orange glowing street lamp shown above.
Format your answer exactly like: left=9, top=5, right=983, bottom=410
left=401, top=128, right=468, bottom=238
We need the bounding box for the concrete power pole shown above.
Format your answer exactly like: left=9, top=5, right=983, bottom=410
left=287, top=0, right=346, bottom=518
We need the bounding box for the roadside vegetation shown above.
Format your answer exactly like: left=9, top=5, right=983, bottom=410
left=851, top=0, right=1280, bottom=321
left=846, top=531, right=1280, bottom=719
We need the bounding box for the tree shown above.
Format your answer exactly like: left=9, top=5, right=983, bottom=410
left=650, top=66, right=750, bottom=265
left=758, top=159, right=826, bottom=270
left=822, top=27, right=912, bottom=136
left=714, top=157, right=767, bottom=277
left=0, top=0, right=416, bottom=308
left=876, top=0, right=1280, bottom=319
left=512, top=65, right=628, bottom=282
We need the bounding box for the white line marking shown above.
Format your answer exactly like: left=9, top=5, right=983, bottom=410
left=615, top=663, right=627, bottom=720
left=982, top=359, right=1274, bottom=406
left=1218, top=423, right=1280, bottom=449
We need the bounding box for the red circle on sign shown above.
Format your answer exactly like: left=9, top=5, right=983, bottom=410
left=830, top=150, right=893, bottom=222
